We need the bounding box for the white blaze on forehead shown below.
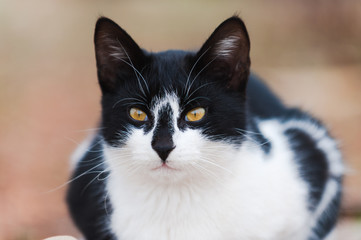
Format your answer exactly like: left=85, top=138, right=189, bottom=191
left=215, top=35, right=240, bottom=57
left=151, top=93, right=181, bottom=131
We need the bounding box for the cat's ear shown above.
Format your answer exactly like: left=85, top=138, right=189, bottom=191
left=94, top=17, right=145, bottom=93
left=194, top=16, right=250, bottom=92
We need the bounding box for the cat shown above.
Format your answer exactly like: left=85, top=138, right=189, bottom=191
left=66, top=16, right=344, bottom=240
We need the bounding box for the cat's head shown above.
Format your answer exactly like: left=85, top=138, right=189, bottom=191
left=94, top=17, right=251, bottom=183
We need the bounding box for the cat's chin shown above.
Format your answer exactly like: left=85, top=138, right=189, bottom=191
left=147, top=162, right=190, bottom=183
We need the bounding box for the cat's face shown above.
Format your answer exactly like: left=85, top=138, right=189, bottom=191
left=95, top=17, right=250, bottom=183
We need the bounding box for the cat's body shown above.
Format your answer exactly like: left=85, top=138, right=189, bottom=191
left=67, top=17, right=343, bottom=240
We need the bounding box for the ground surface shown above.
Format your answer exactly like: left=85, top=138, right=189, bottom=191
left=0, top=0, right=360, bottom=239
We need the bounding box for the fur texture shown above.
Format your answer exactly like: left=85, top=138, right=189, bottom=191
left=67, top=16, right=343, bottom=240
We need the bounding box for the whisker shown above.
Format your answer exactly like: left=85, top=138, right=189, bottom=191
left=112, top=97, right=148, bottom=109
left=235, top=129, right=271, bottom=148
left=198, top=157, right=235, bottom=176
left=134, top=93, right=148, bottom=103
left=184, top=82, right=214, bottom=105
left=44, top=161, right=106, bottom=193
left=190, top=162, right=231, bottom=189
left=192, top=162, right=236, bottom=196
left=184, top=47, right=210, bottom=97
left=75, top=154, right=104, bottom=165
left=235, top=128, right=264, bottom=136
left=81, top=168, right=111, bottom=194
left=66, top=136, right=104, bottom=149
left=183, top=96, right=211, bottom=106
left=104, top=190, right=111, bottom=216
left=115, top=39, right=149, bottom=95
left=185, top=55, right=218, bottom=100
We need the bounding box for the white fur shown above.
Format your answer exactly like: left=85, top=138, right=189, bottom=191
left=70, top=134, right=95, bottom=171
left=96, top=94, right=344, bottom=240
left=104, top=140, right=311, bottom=240
left=151, top=93, right=180, bottom=132
left=109, top=45, right=126, bottom=61
left=258, top=119, right=344, bottom=240
left=215, top=36, right=240, bottom=57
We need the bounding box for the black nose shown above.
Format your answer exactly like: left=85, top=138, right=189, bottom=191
left=151, top=138, right=175, bottom=162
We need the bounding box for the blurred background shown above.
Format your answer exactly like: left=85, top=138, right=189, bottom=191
left=0, top=0, right=360, bottom=239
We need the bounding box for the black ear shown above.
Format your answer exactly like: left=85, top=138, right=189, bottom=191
left=194, top=16, right=250, bottom=92
left=94, top=17, right=145, bottom=93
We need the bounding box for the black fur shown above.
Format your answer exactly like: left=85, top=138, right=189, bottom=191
left=246, top=73, right=286, bottom=119
left=66, top=136, right=115, bottom=240
left=67, top=16, right=342, bottom=240
left=96, top=19, right=252, bottom=147
left=152, top=103, right=176, bottom=162
left=285, top=127, right=328, bottom=211
left=311, top=179, right=342, bottom=240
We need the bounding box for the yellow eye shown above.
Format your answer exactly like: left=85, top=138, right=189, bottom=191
left=129, top=108, right=148, bottom=121
left=185, top=107, right=206, bottom=122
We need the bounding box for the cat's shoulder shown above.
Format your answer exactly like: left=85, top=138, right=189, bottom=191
left=257, top=108, right=343, bottom=177
left=247, top=74, right=342, bottom=172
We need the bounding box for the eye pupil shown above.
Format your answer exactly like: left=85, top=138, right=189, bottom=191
left=186, top=107, right=205, bottom=122
left=130, top=108, right=148, bottom=122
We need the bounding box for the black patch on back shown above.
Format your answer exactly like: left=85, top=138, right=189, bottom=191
left=66, top=136, right=116, bottom=240
left=285, top=126, right=343, bottom=239
left=285, top=128, right=329, bottom=211
left=309, top=179, right=342, bottom=240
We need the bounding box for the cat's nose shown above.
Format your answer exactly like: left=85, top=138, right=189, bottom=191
left=151, top=138, right=175, bottom=162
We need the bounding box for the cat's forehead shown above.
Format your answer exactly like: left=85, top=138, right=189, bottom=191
left=150, top=50, right=190, bottom=63
left=150, top=93, right=180, bottom=126
left=145, top=50, right=191, bottom=88
left=151, top=92, right=179, bottom=111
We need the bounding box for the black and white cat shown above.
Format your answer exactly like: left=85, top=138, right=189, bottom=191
left=66, top=16, right=344, bottom=240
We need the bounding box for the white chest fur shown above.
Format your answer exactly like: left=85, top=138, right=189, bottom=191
left=104, top=133, right=312, bottom=240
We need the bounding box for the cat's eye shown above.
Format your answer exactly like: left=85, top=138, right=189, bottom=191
left=185, top=107, right=206, bottom=122
left=129, top=108, right=148, bottom=122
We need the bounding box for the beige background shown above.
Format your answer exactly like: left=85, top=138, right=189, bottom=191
left=0, top=0, right=360, bottom=239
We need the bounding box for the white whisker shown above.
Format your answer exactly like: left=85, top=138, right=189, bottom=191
left=198, top=157, right=235, bottom=176
left=185, top=56, right=218, bottom=101
left=44, top=160, right=106, bottom=194
left=235, top=129, right=271, bottom=148
left=112, top=97, right=148, bottom=109
left=184, top=82, right=214, bottom=105
left=115, top=39, right=149, bottom=95
left=184, top=47, right=210, bottom=98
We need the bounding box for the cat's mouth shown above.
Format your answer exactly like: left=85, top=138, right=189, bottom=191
left=152, top=163, right=177, bottom=171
